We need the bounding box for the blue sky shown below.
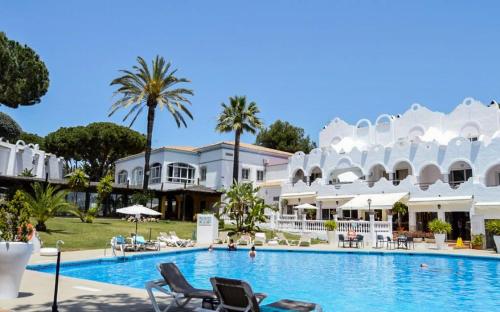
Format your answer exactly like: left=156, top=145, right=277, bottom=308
left=1, top=1, right=500, bottom=148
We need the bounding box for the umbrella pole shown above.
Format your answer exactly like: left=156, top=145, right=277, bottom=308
left=135, top=219, right=138, bottom=245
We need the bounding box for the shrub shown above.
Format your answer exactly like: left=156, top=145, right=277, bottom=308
left=471, top=234, right=484, bottom=247
left=485, top=220, right=500, bottom=235
left=0, top=191, right=32, bottom=242
left=324, top=220, right=337, bottom=231
left=428, top=219, right=452, bottom=234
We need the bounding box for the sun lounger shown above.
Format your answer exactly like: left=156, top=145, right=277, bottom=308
left=210, top=276, right=322, bottom=312
left=276, top=232, right=290, bottom=246
left=238, top=234, right=252, bottom=246
left=214, top=231, right=229, bottom=244
left=169, top=231, right=194, bottom=247
left=298, top=233, right=312, bottom=247
left=253, top=232, right=267, bottom=246
left=158, top=232, right=188, bottom=247
left=145, top=262, right=218, bottom=312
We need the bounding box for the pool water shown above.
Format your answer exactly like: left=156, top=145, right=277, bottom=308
left=30, top=249, right=500, bottom=312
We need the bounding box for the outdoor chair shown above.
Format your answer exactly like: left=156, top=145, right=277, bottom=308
left=145, top=262, right=218, bottom=312
left=169, top=231, right=194, bottom=247
left=354, top=234, right=364, bottom=248
left=376, top=234, right=388, bottom=249
left=210, top=276, right=322, bottom=312
left=298, top=233, right=312, bottom=247
left=253, top=232, right=267, bottom=246
left=276, top=232, right=290, bottom=246
left=386, top=236, right=397, bottom=250
left=338, top=234, right=349, bottom=248
left=214, top=231, right=229, bottom=244
left=238, top=234, right=252, bottom=246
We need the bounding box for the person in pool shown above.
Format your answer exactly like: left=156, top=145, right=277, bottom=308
left=228, top=239, right=237, bottom=251
left=208, top=244, right=213, bottom=252
left=249, top=246, right=256, bottom=258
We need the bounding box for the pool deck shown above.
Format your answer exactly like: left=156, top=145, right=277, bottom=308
left=2, top=244, right=499, bottom=311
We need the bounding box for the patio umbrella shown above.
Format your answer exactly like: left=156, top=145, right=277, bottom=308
left=116, top=205, right=161, bottom=243
left=294, top=203, right=318, bottom=210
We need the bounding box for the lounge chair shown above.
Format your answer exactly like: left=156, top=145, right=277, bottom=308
left=145, top=263, right=218, bottom=312
left=298, top=233, right=312, bottom=247
left=238, top=234, right=252, bottom=246
left=276, top=232, right=290, bottom=246
left=214, top=231, right=230, bottom=244
left=210, top=276, right=322, bottom=312
left=253, top=232, right=267, bottom=246
left=158, top=232, right=187, bottom=247
left=169, top=231, right=194, bottom=247
left=338, top=234, right=349, bottom=248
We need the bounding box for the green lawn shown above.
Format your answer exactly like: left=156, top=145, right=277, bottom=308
left=37, top=217, right=196, bottom=251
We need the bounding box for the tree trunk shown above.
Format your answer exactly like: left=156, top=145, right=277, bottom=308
left=397, top=212, right=401, bottom=230
left=143, top=103, right=156, bottom=191
left=36, top=222, right=47, bottom=232
left=232, top=130, right=241, bottom=184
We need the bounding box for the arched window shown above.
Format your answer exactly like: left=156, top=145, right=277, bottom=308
left=117, top=170, right=128, bottom=184
left=292, top=169, right=306, bottom=184
left=448, top=161, right=472, bottom=188
left=150, top=163, right=162, bottom=184
left=309, top=167, right=322, bottom=183
left=167, top=163, right=196, bottom=184
left=131, top=167, right=143, bottom=186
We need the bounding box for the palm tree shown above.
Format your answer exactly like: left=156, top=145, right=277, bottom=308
left=109, top=56, right=193, bottom=190
left=22, top=183, right=73, bottom=231
left=216, top=96, right=262, bottom=183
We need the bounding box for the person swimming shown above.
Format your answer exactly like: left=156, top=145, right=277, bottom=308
left=420, top=263, right=428, bottom=268
left=249, top=246, right=256, bottom=258
left=228, top=239, right=237, bottom=251
left=208, top=244, right=213, bottom=252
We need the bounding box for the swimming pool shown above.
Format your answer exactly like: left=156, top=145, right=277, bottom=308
left=30, top=249, right=500, bottom=311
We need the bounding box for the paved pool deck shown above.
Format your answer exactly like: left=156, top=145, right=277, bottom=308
left=2, top=244, right=499, bottom=311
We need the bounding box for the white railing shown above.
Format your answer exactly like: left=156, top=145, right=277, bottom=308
left=275, top=219, right=392, bottom=235
left=280, top=214, right=298, bottom=220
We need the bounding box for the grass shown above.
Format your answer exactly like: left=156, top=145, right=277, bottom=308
left=37, top=217, right=196, bottom=251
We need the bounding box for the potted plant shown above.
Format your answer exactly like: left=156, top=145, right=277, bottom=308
left=0, top=191, right=34, bottom=299
left=485, top=220, right=500, bottom=253
left=471, top=234, right=484, bottom=250
left=324, top=220, right=338, bottom=245
left=428, top=218, right=451, bottom=250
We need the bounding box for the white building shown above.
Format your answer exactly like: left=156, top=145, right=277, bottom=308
left=0, top=138, right=64, bottom=179
left=114, top=141, right=291, bottom=219
left=282, top=98, right=500, bottom=247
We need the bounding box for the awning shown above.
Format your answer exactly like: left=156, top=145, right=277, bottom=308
left=475, top=201, right=500, bottom=207
left=294, top=203, right=318, bottom=210
left=337, top=171, right=360, bottom=183
left=280, top=192, right=316, bottom=199
left=340, top=192, right=408, bottom=210
left=316, top=195, right=355, bottom=201
left=474, top=202, right=500, bottom=216
left=408, top=195, right=472, bottom=205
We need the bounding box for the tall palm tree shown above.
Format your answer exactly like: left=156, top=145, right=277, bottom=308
left=216, top=96, right=262, bottom=183
left=110, top=56, right=193, bottom=190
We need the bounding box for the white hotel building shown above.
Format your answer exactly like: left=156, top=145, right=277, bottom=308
left=281, top=98, right=500, bottom=247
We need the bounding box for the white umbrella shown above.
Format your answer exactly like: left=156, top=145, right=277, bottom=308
left=294, top=203, right=318, bottom=210
left=116, top=205, right=161, bottom=243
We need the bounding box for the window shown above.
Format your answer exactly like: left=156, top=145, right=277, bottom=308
left=468, top=137, right=478, bottom=142
left=117, top=170, right=128, bottom=184
left=272, top=196, right=280, bottom=202
left=200, top=166, right=207, bottom=181
left=242, top=168, right=250, bottom=180
left=257, top=170, right=264, bottom=181
left=167, top=163, right=196, bottom=184
left=150, top=163, right=162, bottom=184
left=131, top=167, right=143, bottom=186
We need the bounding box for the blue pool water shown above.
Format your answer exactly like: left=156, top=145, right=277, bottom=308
left=30, top=249, right=500, bottom=312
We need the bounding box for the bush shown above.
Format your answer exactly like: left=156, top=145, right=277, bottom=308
left=324, top=220, right=337, bottom=231
left=485, top=220, right=500, bottom=235
left=471, top=234, right=484, bottom=247
left=428, top=219, right=452, bottom=234
left=0, top=191, right=32, bottom=242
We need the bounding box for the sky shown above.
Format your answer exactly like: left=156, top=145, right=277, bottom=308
left=1, top=1, right=500, bottom=148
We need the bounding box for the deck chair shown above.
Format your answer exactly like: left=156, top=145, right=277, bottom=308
left=145, top=262, right=217, bottom=312
left=238, top=234, right=252, bottom=246
left=276, top=232, right=290, bottom=246
left=298, top=233, right=312, bottom=247
left=253, top=232, right=267, bottom=246
left=214, top=231, right=230, bottom=244
left=375, top=234, right=387, bottom=249
left=210, top=276, right=322, bottom=312
left=338, top=234, right=349, bottom=248
left=169, top=231, right=194, bottom=247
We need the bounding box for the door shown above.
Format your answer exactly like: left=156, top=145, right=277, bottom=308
left=445, top=212, right=471, bottom=240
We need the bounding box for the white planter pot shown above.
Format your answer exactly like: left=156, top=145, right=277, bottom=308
left=0, top=242, right=33, bottom=299
left=494, top=235, right=500, bottom=254
left=434, top=233, right=446, bottom=250
left=327, top=231, right=337, bottom=245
